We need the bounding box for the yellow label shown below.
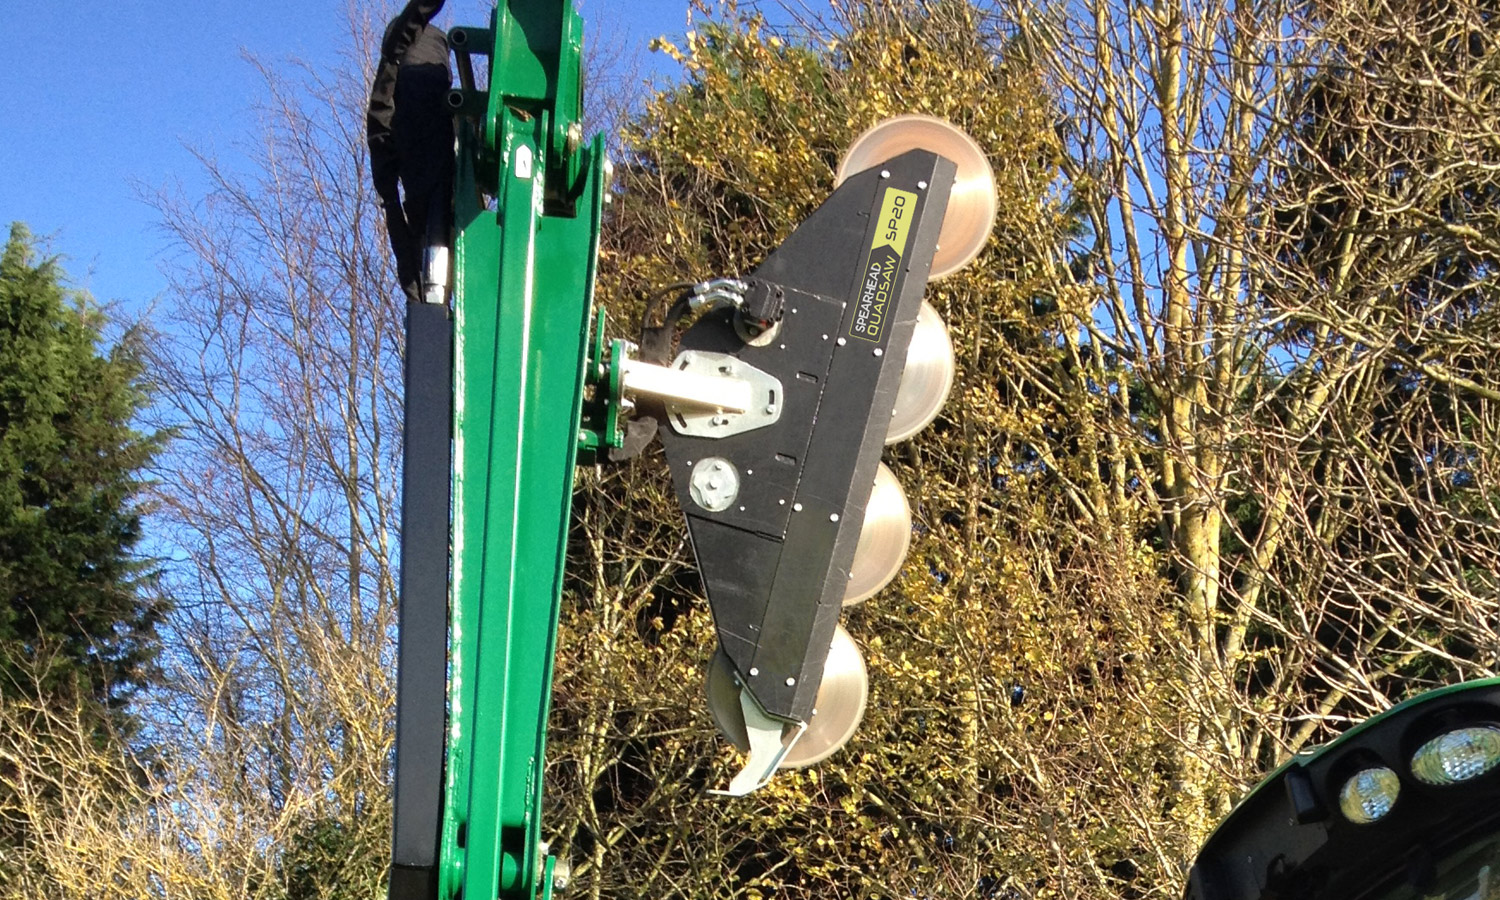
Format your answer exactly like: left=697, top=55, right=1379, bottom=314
left=872, top=188, right=917, bottom=255
left=849, top=188, right=919, bottom=344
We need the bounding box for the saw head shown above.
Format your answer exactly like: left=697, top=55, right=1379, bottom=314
left=844, top=462, right=912, bottom=606
left=649, top=129, right=980, bottom=795
left=836, top=115, right=996, bottom=279
left=706, top=623, right=869, bottom=770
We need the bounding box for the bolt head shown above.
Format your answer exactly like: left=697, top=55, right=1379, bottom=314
left=552, top=856, right=573, bottom=891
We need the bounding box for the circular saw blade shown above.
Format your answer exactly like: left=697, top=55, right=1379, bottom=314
left=705, top=624, right=870, bottom=769
left=835, top=115, right=997, bottom=279
left=886, top=301, right=955, bottom=444
left=844, top=462, right=912, bottom=607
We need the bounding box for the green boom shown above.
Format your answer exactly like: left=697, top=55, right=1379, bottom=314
left=437, top=2, right=607, bottom=897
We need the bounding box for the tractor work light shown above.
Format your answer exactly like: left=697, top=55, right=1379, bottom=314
left=1184, top=679, right=1500, bottom=900
left=1337, top=766, right=1401, bottom=824
left=1411, top=726, right=1500, bottom=786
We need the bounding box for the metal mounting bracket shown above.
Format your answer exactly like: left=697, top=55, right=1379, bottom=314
left=665, top=351, right=784, bottom=439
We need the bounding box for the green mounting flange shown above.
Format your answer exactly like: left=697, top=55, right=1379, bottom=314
left=577, top=309, right=628, bottom=462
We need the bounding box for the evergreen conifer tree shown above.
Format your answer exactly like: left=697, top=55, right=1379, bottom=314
left=0, top=222, right=165, bottom=716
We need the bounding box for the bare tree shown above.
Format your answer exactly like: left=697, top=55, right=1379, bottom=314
left=145, top=6, right=404, bottom=893
left=1241, top=0, right=1500, bottom=750
left=1006, top=0, right=1500, bottom=851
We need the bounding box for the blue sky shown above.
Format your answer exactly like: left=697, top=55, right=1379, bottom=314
left=1, top=1, right=701, bottom=317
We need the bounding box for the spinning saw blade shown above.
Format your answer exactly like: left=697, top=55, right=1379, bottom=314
left=837, top=115, right=997, bottom=279
left=844, top=462, right=912, bottom=606
left=886, top=300, right=956, bottom=444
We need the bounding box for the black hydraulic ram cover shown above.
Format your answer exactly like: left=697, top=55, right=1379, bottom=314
left=389, top=302, right=452, bottom=900
left=659, top=149, right=955, bottom=722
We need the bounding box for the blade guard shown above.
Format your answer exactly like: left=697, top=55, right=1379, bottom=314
left=659, top=149, right=955, bottom=724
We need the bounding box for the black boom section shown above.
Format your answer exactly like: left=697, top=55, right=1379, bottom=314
left=389, top=299, right=452, bottom=900
left=659, top=149, right=955, bottom=722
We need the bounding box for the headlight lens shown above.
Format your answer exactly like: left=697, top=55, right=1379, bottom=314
left=1411, top=726, right=1500, bottom=786
left=1338, top=766, right=1401, bottom=824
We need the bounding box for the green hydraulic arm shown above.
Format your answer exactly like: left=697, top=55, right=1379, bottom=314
left=442, top=3, right=610, bottom=898
left=386, top=1, right=614, bottom=898
left=440, top=3, right=603, bottom=897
